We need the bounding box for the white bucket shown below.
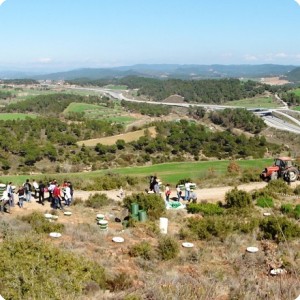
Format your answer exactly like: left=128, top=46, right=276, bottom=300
left=159, top=217, right=168, bottom=234
left=96, top=214, right=105, bottom=221
left=98, top=220, right=108, bottom=231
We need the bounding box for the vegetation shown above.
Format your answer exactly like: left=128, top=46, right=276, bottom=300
left=84, top=193, right=112, bottom=209
left=157, top=235, right=179, bottom=261
left=186, top=202, right=224, bottom=215
left=129, top=241, right=154, bottom=260
left=256, top=196, right=274, bottom=208
left=259, top=216, right=300, bottom=242
left=123, top=193, right=166, bottom=220
left=0, top=234, right=106, bottom=300
left=225, top=188, right=253, bottom=209
left=209, top=108, right=266, bottom=133
left=21, top=211, right=65, bottom=234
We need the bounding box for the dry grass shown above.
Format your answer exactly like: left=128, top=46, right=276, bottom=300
left=77, top=126, right=156, bottom=146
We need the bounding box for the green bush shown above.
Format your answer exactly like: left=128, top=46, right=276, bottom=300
left=85, top=193, right=112, bottom=209
left=84, top=174, right=141, bottom=190
left=186, top=214, right=259, bottom=241
left=187, top=203, right=224, bottom=215
left=259, top=216, right=300, bottom=242
left=281, top=204, right=300, bottom=220
left=225, top=188, right=252, bottom=209
left=256, top=196, right=274, bottom=208
left=157, top=235, right=179, bottom=261
left=294, top=205, right=300, bottom=219
left=123, top=193, right=166, bottom=220
left=186, top=216, right=233, bottom=240
left=0, top=234, right=106, bottom=299
left=240, top=168, right=260, bottom=183
left=265, top=179, right=293, bottom=195
left=129, top=241, right=154, bottom=260
left=280, top=203, right=294, bottom=214
left=21, top=212, right=64, bottom=234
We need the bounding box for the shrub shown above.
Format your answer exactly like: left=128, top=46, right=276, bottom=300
left=129, top=241, right=154, bottom=260
left=294, top=205, right=300, bottom=219
left=176, top=178, right=192, bottom=185
left=259, top=216, right=300, bottom=242
left=265, top=179, right=293, bottom=195
left=84, top=174, right=141, bottom=190
left=107, top=272, right=133, bottom=292
left=240, top=168, right=260, bottom=183
left=0, top=234, right=106, bottom=299
left=157, top=235, right=179, bottom=261
left=227, top=160, right=241, bottom=174
left=293, top=185, right=300, bottom=195
left=186, top=216, right=233, bottom=240
left=21, top=212, right=64, bottom=234
left=225, top=187, right=252, bottom=209
left=256, top=196, right=274, bottom=208
left=186, top=203, right=224, bottom=215
left=280, top=203, right=294, bottom=214
left=85, top=193, right=112, bottom=209
left=186, top=214, right=259, bottom=240
left=123, top=193, right=165, bottom=220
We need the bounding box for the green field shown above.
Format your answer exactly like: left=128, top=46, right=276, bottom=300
left=1, top=158, right=272, bottom=186
left=292, top=88, right=300, bottom=97
left=64, top=102, right=136, bottom=124
left=0, top=113, right=37, bottom=120
left=225, top=97, right=280, bottom=108
left=104, top=84, right=128, bottom=90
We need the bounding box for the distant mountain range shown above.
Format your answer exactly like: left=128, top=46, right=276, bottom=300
left=1, top=64, right=300, bottom=81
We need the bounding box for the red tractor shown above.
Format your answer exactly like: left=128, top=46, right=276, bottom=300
left=260, top=157, right=299, bottom=182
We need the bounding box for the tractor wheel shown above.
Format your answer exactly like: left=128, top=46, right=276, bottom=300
left=287, top=167, right=299, bottom=182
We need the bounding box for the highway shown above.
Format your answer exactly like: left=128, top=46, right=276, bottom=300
left=263, top=115, right=300, bottom=134
left=65, top=85, right=300, bottom=134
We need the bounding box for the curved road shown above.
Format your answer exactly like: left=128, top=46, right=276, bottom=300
left=65, top=85, right=300, bottom=134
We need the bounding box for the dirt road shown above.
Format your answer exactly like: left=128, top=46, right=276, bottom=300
left=9, top=181, right=280, bottom=217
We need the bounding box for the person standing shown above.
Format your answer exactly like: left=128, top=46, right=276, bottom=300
left=32, top=179, right=39, bottom=198
left=64, top=183, right=72, bottom=207
left=165, top=184, right=171, bottom=202
left=6, top=182, right=14, bottom=207
left=23, top=179, right=32, bottom=202
left=184, top=181, right=191, bottom=201
left=38, top=180, right=45, bottom=205
left=53, top=183, right=62, bottom=209
left=16, top=186, right=25, bottom=208
left=176, top=184, right=182, bottom=201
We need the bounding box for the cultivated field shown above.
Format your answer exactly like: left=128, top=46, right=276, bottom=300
left=0, top=112, right=37, bottom=120
left=64, top=102, right=137, bottom=124
left=225, top=96, right=280, bottom=108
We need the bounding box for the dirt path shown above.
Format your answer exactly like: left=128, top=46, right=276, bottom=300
left=9, top=181, right=285, bottom=217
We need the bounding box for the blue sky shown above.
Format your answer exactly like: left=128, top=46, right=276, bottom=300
left=0, top=0, right=300, bottom=71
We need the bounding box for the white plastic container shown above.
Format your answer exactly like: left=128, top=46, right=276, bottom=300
left=159, top=217, right=168, bottom=234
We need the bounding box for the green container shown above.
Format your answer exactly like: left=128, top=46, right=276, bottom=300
left=138, top=210, right=147, bottom=222
left=131, top=215, right=139, bottom=221
left=131, top=203, right=139, bottom=215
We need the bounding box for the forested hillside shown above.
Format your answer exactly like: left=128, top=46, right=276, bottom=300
left=68, top=76, right=276, bottom=103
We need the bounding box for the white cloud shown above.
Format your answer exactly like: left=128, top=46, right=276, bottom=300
left=36, top=58, right=52, bottom=63
left=244, top=54, right=258, bottom=61
left=0, top=0, right=6, bottom=6
left=295, top=0, right=300, bottom=6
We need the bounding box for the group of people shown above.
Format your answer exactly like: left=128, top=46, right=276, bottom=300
left=148, top=175, right=197, bottom=203
left=0, top=179, right=74, bottom=213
